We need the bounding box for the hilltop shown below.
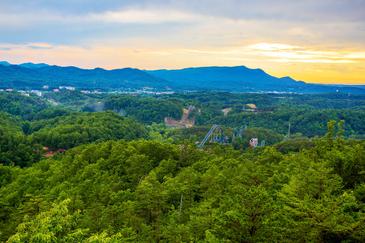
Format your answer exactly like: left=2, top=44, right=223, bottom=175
left=1, top=61, right=364, bottom=93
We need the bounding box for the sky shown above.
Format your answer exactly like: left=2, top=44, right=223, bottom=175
left=0, top=0, right=365, bottom=84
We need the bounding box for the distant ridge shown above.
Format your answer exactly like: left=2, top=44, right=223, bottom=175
left=19, top=62, right=50, bottom=69
left=0, top=61, right=364, bottom=93
left=0, top=61, right=11, bottom=66
left=147, top=66, right=365, bottom=93
left=147, top=66, right=306, bottom=91
left=0, top=61, right=169, bottom=90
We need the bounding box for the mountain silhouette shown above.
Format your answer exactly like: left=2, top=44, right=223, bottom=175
left=0, top=61, right=364, bottom=93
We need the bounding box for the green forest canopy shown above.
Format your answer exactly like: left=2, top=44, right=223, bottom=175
left=1, top=125, right=365, bottom=242
left=0, top=91, right=365, bottom=242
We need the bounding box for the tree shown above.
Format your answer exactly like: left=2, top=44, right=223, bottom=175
left=8, top=199, right=87, bottom=243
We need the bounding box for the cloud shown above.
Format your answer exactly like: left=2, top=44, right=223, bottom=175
left=248, top=43, right=300, bottom=51
left=247, top=42, right=365, bottom=64
left=0, top=8, right=202, bottom=27
left=88, top=9, right=202, bottom=24
left=0, top=2, right=364, bottom=49
left=1, top=41, right=365, bottom=84
left=0, top=1, right=364, bottom=84
left=27, top=43, right=54, bottom=49
left=2, top=41, right=364, bottom=65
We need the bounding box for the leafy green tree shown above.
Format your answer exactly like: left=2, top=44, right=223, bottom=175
left=8, top=199, right=87, bottom=243
left=31, top=112, right=147, bottom=149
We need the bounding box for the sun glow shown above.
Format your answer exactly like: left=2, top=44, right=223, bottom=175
left=1, top=41, right=364, bottom=84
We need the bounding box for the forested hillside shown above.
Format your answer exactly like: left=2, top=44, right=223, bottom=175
left=0, top=112, right=41, bottom=167
left=1, top=125, right=365, bottom=242
left=30, top=112, right=147, bottom=149
left=0, top=92, right=48, bottom=119
left=0, top=91, right=365, bottom=242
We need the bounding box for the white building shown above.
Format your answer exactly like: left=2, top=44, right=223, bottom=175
left=59, top=86, right=76, bottom=91
left=31, top=90, right=43, bottom=97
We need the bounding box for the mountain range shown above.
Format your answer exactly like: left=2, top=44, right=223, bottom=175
left=0, top=61, right=364, bottom=94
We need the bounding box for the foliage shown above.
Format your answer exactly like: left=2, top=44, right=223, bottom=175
left=0, top=112, right=41, bottom=166
left=100, top=95, right=183, bottom=124
left=1, top=90, right=365, bottom=242
left=1, top=124, right=365, bottom=241
left=0, top=92, right=48, bottom=120
left=30, top=112, right=147, bottom=149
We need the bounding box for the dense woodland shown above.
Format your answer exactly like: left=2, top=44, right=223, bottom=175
left=1, top=90, right=365, bottom=242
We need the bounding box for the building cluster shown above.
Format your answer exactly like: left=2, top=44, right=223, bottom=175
left=0, top=85, right=79, bottom=97
left=0, top=85, right=174, bottom=96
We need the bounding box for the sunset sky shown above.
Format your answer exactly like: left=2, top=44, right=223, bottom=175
left=1, top=0, right=365, bottom=84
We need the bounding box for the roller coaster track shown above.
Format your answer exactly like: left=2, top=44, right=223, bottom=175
left=198, top=124, right=265, bottom=149
left=198, top=125, right=226, bottom=148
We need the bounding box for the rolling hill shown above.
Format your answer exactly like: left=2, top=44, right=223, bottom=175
left=0, top=63, right=169, bottom=90
left=148, top=66, right=305, bottom=91
left=0, top=61, right=364, bottom=93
